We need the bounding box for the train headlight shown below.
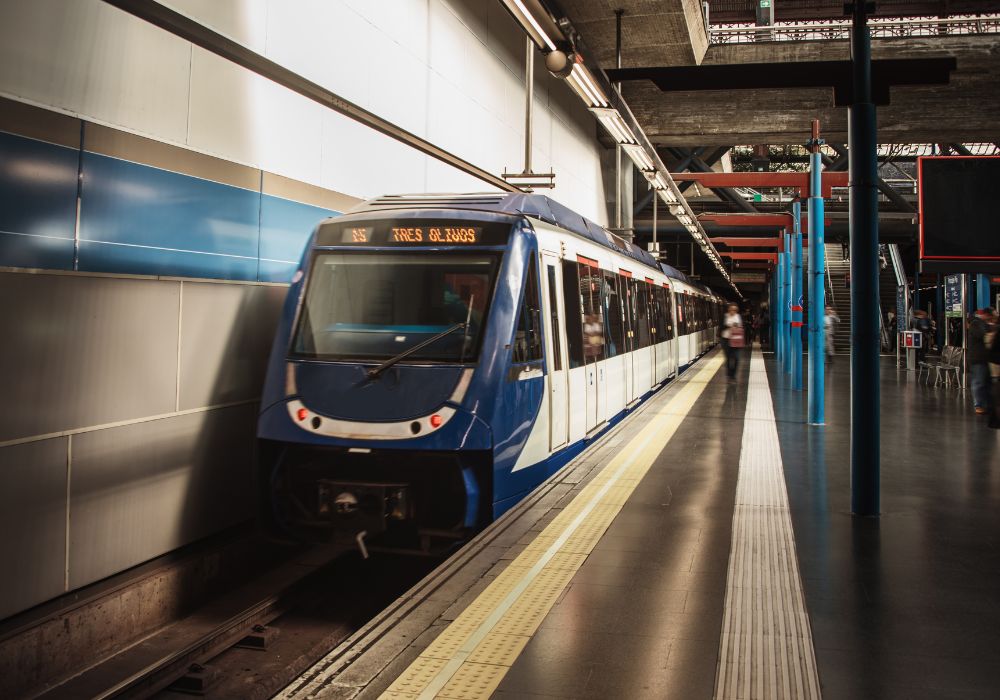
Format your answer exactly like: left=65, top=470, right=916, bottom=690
left=296, top=407, right=308, bottom=422
left=430, top=414, right=443, bottom=428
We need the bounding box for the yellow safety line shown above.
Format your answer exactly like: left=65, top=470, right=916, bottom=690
left=380, top=354, right=725, bottom=700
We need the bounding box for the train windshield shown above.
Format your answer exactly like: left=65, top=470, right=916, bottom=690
left=291, top=252, right=499, bottom=363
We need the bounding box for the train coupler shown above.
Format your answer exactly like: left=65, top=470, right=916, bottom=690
left=316, top=480, right=413, bottom=534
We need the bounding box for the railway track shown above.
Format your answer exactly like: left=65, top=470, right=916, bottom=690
left=33, top=544, right=439, bottom=700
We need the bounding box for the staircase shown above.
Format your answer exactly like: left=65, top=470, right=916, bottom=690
left=825, top=243, right=852, bottom=354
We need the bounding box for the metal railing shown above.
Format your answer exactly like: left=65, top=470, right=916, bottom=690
left=824, top=244, right=836, bottom=308
left=711, top=15, right=1000, bottom=44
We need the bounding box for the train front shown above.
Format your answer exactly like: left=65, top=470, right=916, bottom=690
left=257, top=208, right=526, bottom=550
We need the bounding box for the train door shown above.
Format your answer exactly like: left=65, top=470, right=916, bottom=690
left=578, top=258, right=604, bottom=433
left=664, top=283, right=677, bottom=378
left=621, top=271, right=637, bottom=403
left=645, top=280, right=657, bottom=383
left=542, top=254, right=568, bottom=450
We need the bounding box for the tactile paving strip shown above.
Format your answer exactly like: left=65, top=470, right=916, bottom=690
left=713, top=350, right=822, bottom=700
left=379, top=354, right=725, bottom=699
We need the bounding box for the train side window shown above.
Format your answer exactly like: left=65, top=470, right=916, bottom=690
left=656, top=286, right=666, bottom=341
left=512, top=256, right=543, bottom=363
left=634, top=280, right=651, bottom=348
left=546, top=265, right=562, bottom=371
left=603, top=271, right=623, bottom=358
left=674, top=292, right=687, bottom=335
left=579, top=262, right=605, bottom=363
left=662, top=287, right=675, bottom=340
left=561, top=260, right=584, bottom=368
left=621, top=274, right=634, bottom=352
left=646, top=283, right=657, bottom=344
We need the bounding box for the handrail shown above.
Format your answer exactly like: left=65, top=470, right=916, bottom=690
left=824, top=244, right=835, bottom=308
left=710, top=15, right=1000, bottom=44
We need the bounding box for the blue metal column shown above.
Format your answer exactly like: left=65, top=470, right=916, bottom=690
left=776, top=248, right=785, bottom=367
left=807, top=126, right=826, bottom=424
left=791, top=202, right=804, bottom=390
left=784, top=230, right=793, bottom=375
left=976, top=273, right=991, bottom=310
left=848, top=1, right=880, bottom=517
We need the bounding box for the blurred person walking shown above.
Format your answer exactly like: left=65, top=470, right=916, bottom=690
left=911, top=310, right=931, bottom=363
left=986, top=308, right=1000, bottom=429
left=721, top=303, right=744, bottom=383
left=758, top=306, right=770, bottom=350
left=969, top=308, right=994, bottom=416
left=824, top=306, right=840, bottom=364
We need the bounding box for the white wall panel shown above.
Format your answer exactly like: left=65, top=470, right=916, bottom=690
left=0, top=0, right=190, bottom=144
left=0, top=0, right=609, bottom=221
left=344, top=0, right=429, bottom=62
left=187, top=46, right=264, bottom=166
left=485, top=1, right=525, bottom=77
left=265, top=0, right=373, bottom=109
left=366, top=33, right=430, bottom=139
left=320, top=111, right=427, bottom=198
left=163, top=0, right=268, bottom=52
left=425, top=157, right=494, bottom=195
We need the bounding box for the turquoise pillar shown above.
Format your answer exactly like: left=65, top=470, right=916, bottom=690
left=807, top=149, right=826, bottom=424
left=776, top=250, right=785, bottom=367
left=784, top=231, right=793, bottom=376
left=792, top=202, right=804, bottom=390
left=976, top=273, right=991, bottom=310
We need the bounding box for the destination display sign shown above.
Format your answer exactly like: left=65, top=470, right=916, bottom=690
left=316, top=220, right=511, bottom=247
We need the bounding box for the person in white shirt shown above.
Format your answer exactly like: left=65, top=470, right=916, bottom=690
left=721, top=303, right=744, bottom=382
left=825, top=306, right=841, bottom=363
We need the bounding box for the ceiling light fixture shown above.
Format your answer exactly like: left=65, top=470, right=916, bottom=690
left=504, top=0, right=557, bottom=50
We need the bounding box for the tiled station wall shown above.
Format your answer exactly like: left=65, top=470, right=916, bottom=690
left=0, top=98, right=352, bottom=620
left=0, top=0, right=610, bottom=619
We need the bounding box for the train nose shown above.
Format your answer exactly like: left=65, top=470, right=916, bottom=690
left=292, top=363, right=472, bottom=423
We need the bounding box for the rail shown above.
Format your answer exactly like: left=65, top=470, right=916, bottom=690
left=710, top=15, right=1000, bottom=44
left=824, top=244, right=835, bottom=309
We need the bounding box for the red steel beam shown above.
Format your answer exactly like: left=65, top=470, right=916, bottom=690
left=700, top=213, right=831, bottom=229
left=700, top=214, right=790, bottom=227
left=719, top=252, right=778, bottom=262
left=672, top=171, right=849, bottom=197
left=710, top=237, right=807, bottom=247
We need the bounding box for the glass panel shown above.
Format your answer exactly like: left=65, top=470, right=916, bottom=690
left=546, top=264, right=562, bottom=371
left=661, top=287, right=675, bottom=340
left=579, top=263, right=606, bottom=362
left=650, top=284, right=660, bottom=342
left=602, top=271, right=623, bottom=358
left=622, top=275, right=635, bottom=351
left=513, top=257, right=543, bottom=363
left=562, top=260, right=584, bottom=369
left=291, top=252, right=497, bottom=362
left=634, top=279, right=651, bottom=349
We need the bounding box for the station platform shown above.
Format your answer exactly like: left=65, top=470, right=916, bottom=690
left=278, top=347, right=1000, bottom=700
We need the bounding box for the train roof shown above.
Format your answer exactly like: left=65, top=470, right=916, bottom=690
left=348, top=193, right=705, bottom=289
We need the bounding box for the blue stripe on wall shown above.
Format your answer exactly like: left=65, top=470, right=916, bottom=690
left=0, top=131, right=78, bottom=270
left=259, top=194, right=334, bottom=282
left=0, top=130, right=339, bottom=282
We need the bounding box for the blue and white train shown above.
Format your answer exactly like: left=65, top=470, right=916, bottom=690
left=257, top=193, right=724, bottom=546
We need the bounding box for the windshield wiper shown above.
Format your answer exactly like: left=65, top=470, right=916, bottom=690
left=367, top=322, right=467, bottom=379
